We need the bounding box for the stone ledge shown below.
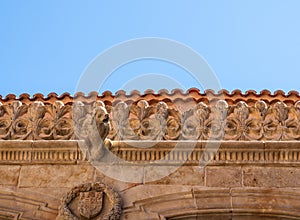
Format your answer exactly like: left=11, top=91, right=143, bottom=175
left=110, top=141, right=300, bottom=165
left=0, top=140, right=80, bottom=165
left=0, top=140, right=300, bottom=165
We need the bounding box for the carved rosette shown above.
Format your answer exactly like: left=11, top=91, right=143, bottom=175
left=57, top=182, right=122, bottom=220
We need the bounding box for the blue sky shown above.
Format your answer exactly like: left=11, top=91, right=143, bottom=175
left=1, top=0, right=300, bottom=96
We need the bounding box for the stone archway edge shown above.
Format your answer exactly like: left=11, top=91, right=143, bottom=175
left=123, top=188, right=300, bottom=219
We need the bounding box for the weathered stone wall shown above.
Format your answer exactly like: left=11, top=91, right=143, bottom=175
left=1, top=141, right=300, bottom=219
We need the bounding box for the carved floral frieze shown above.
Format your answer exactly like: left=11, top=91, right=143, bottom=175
left=1, top=99, right=300, bottom=141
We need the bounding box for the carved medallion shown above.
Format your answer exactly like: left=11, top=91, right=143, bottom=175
left=79, top=191, right=103, bottom=219
left=57, top=182, right=122, bottom=220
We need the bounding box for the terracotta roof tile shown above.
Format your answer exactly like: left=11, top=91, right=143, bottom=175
left=1, top=89, right=300, bottom=105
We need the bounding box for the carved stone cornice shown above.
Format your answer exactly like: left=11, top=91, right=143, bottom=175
left=1, top=140, right=300, bottom=165
left=1, top=98, right=300, bottom=141
left=0, top=140, right=81, bottom=164
left=1, top=91, right=300, bottom=165
left=109, top=141, right=300, bottom=166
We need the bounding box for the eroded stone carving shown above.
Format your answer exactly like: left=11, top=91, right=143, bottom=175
left=0, top=101, right=73, bottom=140
left=57, top=182, right=122, bottom=220
left=1, top=99, right=300, bottom=141
left=73, top=101, right=110, bottom=161
left=181, top=102, right=209, bottom=140
left=110, top=100, right=181, bottom=140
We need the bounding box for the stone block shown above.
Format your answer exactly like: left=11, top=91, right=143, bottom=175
left=145, top=165, right=204, bottom=185
left=243, top=166, right=300, bottom=187
left=93, top=164, right=144, bottom=184
left=94, top=169, right=139, bottom=192
left=0, top=165, right=20, bottom=185
left=18, top=164, right=94, bottom=187
left=206, top=166, right=242, bottom=187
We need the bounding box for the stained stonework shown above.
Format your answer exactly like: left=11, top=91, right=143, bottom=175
left=0, top=90, right=300, bottom=220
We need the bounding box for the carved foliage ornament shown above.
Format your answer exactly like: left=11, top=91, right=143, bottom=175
left=0, top=101, right=73, bottom=140
left=108, top=100, right=300, bottom=141
left=110, top=100, right=181, bottom=140
left=1, top=99, right=300, bottom=141
left=57, top=182, right=122, bottom=220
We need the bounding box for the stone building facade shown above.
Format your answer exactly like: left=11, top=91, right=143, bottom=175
left=0, top=89, right=300, bottom=219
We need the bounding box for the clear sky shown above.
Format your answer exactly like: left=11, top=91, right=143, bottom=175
left=1, top=0, right=300, bottom=96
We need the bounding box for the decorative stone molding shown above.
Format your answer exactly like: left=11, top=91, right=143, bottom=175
left=1, top=140, right=300, bottom=165
left=2, top=98, right=300, bottom=141
left=109, top=99, right=300, bottom=141
left=109, top=141, right=300, bottom=165
left=1, top=91, right=300, bottom=165
left=0, top=140, right=81, bottom=164
left=57, top=182, right=122, bottom=220
left=123, top=188, right=300, bottom=219
left=0, top=100, right=73, bottom=140
left=0, top=189, right=57, bottom=219
left=1, top=90, right=300, bottom=220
